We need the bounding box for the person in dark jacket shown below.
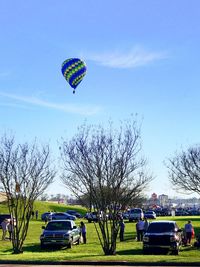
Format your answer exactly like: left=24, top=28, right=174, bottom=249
left=80, top=221, right=87, bottom=244
left=119, top=219, right=125, bottom=241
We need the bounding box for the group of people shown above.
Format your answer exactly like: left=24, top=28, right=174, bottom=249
left=119, top=217, right=150, bottom=242
left=1, top=211, right=197, bottom=247
left=1, top=219, right=13, bottom=241
left=31, top=210, right=39, bottom=220
left=120, top=217, right=198, bottom=245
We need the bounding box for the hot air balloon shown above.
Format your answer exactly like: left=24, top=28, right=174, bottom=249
left=61, top=58, right=87, bottom=93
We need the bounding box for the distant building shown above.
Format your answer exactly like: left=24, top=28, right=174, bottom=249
left=158, top=194, right=168, bottom=207
left=148, top=193, right=159, bottom=208
left=151, top=193, right=158, bottom=200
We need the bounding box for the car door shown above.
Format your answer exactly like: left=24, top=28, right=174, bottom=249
left=71, top=222, right=80, bottom=242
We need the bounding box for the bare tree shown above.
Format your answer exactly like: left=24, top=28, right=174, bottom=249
left=0, top=135, right=56, bottom=254
left=166, top=146, right=200, bottom=195
left=60, top=119, right=153, bottom=255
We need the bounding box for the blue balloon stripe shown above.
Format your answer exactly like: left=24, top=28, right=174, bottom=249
left=72, top=73, right=85, bottom=87
left=64, top=62, right=86, bottom=81
left=69, top=67, right=86, bottom=89
left=62, top=59, right=80, bottom=75
left=69, top=68, right=84, bottom=87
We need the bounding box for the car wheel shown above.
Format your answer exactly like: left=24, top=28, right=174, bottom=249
left=172, top=249, right=179, bottom=255
left=68, top=238, right=73, bottom=248
left=77, top=237, right=80, bottom=245
left=143, top=248, right=149, bottom=254
left=68, top=242, right=72, bottom=248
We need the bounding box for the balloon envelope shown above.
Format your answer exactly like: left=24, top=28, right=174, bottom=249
left=61, top=58, right=87, bottom=92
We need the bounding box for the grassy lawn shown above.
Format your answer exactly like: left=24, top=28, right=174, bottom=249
left=1, top=201, right=200, bottom=264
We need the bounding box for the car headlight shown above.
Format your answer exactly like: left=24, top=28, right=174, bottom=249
left=170, top=236, right=176, bottom=242
left=63, top=234, right=70, bottom=239
left=143, top=236, right=149, bottom=242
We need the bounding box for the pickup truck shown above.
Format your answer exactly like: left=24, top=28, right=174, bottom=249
left=40, top=219, right=80, bottom=249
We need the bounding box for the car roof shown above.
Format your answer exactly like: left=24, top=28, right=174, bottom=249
left=48, top=219, right=73, bottom=223
left=149, top=220, right=176, bottom=224
left=145, top=211, right=155, bottom=213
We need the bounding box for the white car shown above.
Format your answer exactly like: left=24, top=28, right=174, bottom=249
left=129, top=208, right=144, bottom=222
left=144, top=210, right=156, bottom=219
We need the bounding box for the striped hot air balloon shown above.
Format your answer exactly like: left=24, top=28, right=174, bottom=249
left=61, top=58, right=87, bottom=93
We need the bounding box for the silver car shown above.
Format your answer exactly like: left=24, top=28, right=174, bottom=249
left=48, top=212, right=76, bottom=221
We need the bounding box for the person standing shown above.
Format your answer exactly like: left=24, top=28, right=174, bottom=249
left=143, top=217, right=150, bottom=233
left=35, top=210, right=39, bottom=220
left=1, top=219, right=8, bottom=240
left=184, top=220, right=193, bottom=246
left=7, top=220, right=14, bottom=241
left=119, top=219, right=125, bottom=241
left=31, top=211, right=34, bottom=219
left=80, top=221, right=87, bottom=244
left=136, top=218, right=145, bottom=241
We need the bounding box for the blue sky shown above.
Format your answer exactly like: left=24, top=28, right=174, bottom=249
left=0, top=0, right=200, bottom=198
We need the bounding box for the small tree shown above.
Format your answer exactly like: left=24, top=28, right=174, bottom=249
left=166, top=145, right=200, bottom=195
left=0, top=135, right=56, bottom=254
left=60, top=119, right=153, bottom=255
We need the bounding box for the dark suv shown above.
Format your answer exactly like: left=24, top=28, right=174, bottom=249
left=143, top=220, right=182, bottom=255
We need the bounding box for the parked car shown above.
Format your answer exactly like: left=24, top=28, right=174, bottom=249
left=66, top=210, right=82, bottom=218
left=40, top=219, right=80, bottom=248
left=188, top=209, right=200, bottom=216
left=143, top=220, right=183, bottom=255
left=155, top=208, right=171, bottom=216
left=122, top=211, right=130, bottom=220
left=175, top=209, right=189, bottom=216
left=41, top=212, right=53, bottom=221
left=48, top=212, right=76, bottom=221
left=85, top=211, right=99, bottom=223
left=144, top=211, right=156, bottom=219
left=129, top=208, right=144, bottom=222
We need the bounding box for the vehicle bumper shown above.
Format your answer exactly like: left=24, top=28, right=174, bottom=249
left=143, top=242, right=179, bottom=251
left=41, top=239, right=70, bottom=246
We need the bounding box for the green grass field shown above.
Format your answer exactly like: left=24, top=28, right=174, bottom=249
left=1, top=201, right=200, bottom=264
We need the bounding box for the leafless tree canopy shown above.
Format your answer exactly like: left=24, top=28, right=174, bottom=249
left=166, top=146, right=200, bottom=195
left=60, top=120, right=152, bottom=210
left=0, top=135, right=56, bottom=253
left=60, top=119, right=153, bottom=255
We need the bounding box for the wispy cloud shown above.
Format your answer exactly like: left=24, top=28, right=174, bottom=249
left=84, top=46, right=167, bottom=69
left=0, top=71, right=11, bottom=78
left=0, top=92, right=101, bottom=116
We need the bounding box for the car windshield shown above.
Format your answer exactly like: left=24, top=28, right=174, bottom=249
left=147, top=223, right=174, bottom=233
left=130, top=209, right=141, bottom=213
left=45, top=221, right=72, bottom=231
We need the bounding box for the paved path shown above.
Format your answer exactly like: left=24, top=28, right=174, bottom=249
left=0, top=263, right=199, bottom=267
left=0, top=266, right=193, bottom=267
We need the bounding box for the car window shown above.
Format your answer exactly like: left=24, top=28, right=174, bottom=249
left=130, top=209, right=142, bottom=213
left=147, top=223, right=175, bottom=233
left=46, top=221, right=72, bottom=230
